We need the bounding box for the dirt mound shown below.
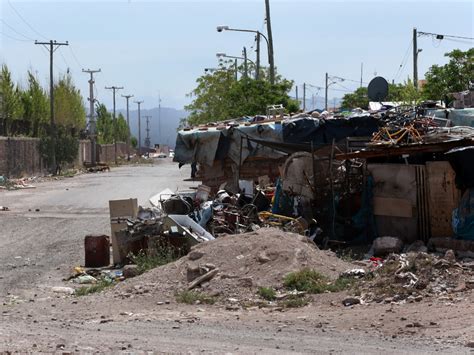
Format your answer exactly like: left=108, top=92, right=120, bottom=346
left=111, top=228, right=354, bottom=302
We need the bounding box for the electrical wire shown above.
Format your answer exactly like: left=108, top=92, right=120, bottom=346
left=394, top=39, right=413, bottom=82
left=7, top=0, right=48, bottom=40
left=418, top=31, right=474, bottom=41
left=68, top=46, right=83, bottom=68
left=0, top=19, right=33, bottom=40
left=0, top=30, right=31, bottom=42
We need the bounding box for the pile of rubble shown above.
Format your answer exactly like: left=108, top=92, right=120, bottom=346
left=354, top=250, right=474, bottom=304
left=110, top=228, right=354, bottom=304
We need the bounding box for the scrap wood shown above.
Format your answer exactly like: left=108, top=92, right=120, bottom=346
left=188, top=268, right=219, bottom=290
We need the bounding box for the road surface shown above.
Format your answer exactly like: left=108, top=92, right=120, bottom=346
left=0, top=160, right=470, bottom=353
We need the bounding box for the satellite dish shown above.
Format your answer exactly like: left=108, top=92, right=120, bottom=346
left=368, top=76, right=389, bottom=101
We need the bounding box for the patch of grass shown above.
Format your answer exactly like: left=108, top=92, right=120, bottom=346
left=257, top=287, right=276, bottom=301
left=129, top=240, right=181, bottom=274
left=75, top=279, right=113, bottom=296
left=175, top=290, right=216, bottom=305
left=284, top=269, right=356, bottom=294
left=280, top=295, right=309, bottom=308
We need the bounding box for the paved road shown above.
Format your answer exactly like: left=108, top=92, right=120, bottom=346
left=0, top=160, right=195, bottom=299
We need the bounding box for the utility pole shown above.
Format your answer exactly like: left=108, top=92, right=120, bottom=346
left=34, top=40, right=69, bottom=173
left=82, top=69, right=101, bottom=165
left=144, top=115, right=151, bottom=148
left=360, top=63, right=363, bottom=88
left=264, top=0, right=275, bottom=85
left=105, top=85, right=123, bottom=165
left=134, top=100, right=144, bottom=156
left=121, top=94, right=133, bottom=161
left=325, top=72, right=329, bottom=111
left=295, top=86, right=299, bottom=109
left=234, top=59, right=238, bottom=80
left=413, top=27, right=418, bottom=91
left=158, top=94, right=161, bottom=145
left=303, top=83, right=306, bottom=111
left=243, top=46, right=248, bottom=78
left=255, top=32, right=260, bottom=80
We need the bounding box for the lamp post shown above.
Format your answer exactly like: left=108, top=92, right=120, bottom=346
left=217, top=25, right=273, bottom=83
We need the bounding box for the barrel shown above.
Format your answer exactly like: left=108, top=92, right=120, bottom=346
left=84, top=235, right=110, bottom=267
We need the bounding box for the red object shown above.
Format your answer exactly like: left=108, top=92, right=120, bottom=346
left=84, top=235, right=110, bottom=267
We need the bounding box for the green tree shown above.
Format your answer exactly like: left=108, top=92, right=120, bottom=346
left=0, top=64, right=23, bottom=135
left=96, top=103, right=114, bottom=144
left=185, top=62, right=298, bottom=125
left=422, top=48, right=473, bottom=101
left=54, top=74, right=86, bottom=130
left=341, top=87, right=369, bottom=109
left=20, top=71, right=49, bottom=137
left=39, top=126, right=79, bottom=173
left=130, top=136, right=138, bottom=149
left=116, top=112, right=129, bottom=143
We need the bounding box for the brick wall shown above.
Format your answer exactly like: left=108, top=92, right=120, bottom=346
left=97, top=142, right=127, bottom=163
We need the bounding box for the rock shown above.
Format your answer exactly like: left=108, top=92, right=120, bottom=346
left=52, top=287, right=75, bottom=295
left=123, top=265, right=140, bottom=279
left=454, top=281, right=466, bottom=292
left=186, top=264, right=202, bottom=282
left=373, top=236, right=403, bottom=257
left=466, top=279, right=474, bottom=289
left=405, top=240, right=428, bottom=253
left=188, top=251, right=204, bottom=261
left=444, top=249, right=456, bottom=263
left=342, top=297, right=361, bottom=306
left=257, top=251, right=271, bottom=263
left=466, top=341, right=474, bottom=348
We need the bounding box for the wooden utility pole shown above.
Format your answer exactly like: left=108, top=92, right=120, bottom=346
left=82, top=69, right=101, bottom=165
left=122, top=94, right=134, bottom=161
left=134, top=100, right=144, bottom=155
left=264, top=0, right=275, bottom=85
left=295, top=85, right=299, bottom=109
left=34, top=40, right=69, bottom=172
left=105, top=85, right=123, bottom=164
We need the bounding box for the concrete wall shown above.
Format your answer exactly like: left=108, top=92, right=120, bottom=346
left=0, top=137, right=45, bottom=178
left=0, top=137, right=128, bottom=177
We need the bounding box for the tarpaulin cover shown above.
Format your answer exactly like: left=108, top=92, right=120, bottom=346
left=427, top=108, right=474, bottom=127
left=452, top=188, right=474, bottom=241
left=282, top=116, right=380, bottom=145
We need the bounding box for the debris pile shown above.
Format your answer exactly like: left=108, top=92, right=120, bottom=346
left=355, top=250, right=474, bottom=304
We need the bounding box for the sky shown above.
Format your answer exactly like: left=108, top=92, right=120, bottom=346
left=0, top=0, right=473, bottom=111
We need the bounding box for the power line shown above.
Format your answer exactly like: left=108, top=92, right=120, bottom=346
left=8, top=0, right=47, bottom=40
left=0, top=30, right=31, bottom=42
left=394, top=39, right=413, bottom=82
left=0, top=19, right=33, bottom=40
left=68, top=46, right=83, bottom=68
left=418, top=31, right=474, bottom=41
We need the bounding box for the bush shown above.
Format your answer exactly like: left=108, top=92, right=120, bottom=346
left=280, top=295, right=309, bottom=308
left=75, top=279, right=113, bottom=296
left=175, top=290, right=216, bottom=305
left=283, top=269, right=354, bottom=294
left=129, top=240, right=181, bottom=275
left=257, top=287, right=276, bottom=301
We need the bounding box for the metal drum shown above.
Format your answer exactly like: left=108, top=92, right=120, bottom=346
left=84, top=235, right=110, bottom=267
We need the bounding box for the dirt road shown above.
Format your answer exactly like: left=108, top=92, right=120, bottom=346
left=0, top=160, right=472, bottom=353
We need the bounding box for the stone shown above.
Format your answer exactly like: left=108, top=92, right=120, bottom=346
left=52, top=287, right=74, bottom=295
left=188, top=251, right=204, bottom=261
left=123, top=265, right=140, bottom=279
left=186, top=264, right=202, bottom=282
left=373, top=236, right=403, bottom=257
left=238, top=277, right=253, bottom=288
left=342, top=297, right=360, bottom=307
left=444, top=249, right=456, bottom=263
left=405, top=240, right=428, bottom=253
left=257, top=251, right=271, bottom=263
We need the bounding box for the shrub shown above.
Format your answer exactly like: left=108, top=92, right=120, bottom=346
left=175, top=290, right=216, bottom=305
left=257, top=287, right=276, bottom=301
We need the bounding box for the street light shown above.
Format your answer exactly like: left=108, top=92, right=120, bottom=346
left=216, top=25, right=274, bottom=83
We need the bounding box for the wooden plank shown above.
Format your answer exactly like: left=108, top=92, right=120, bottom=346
left=426, top=161, right=461, bottom=238
left=373, top=197, right=413, bottom=218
